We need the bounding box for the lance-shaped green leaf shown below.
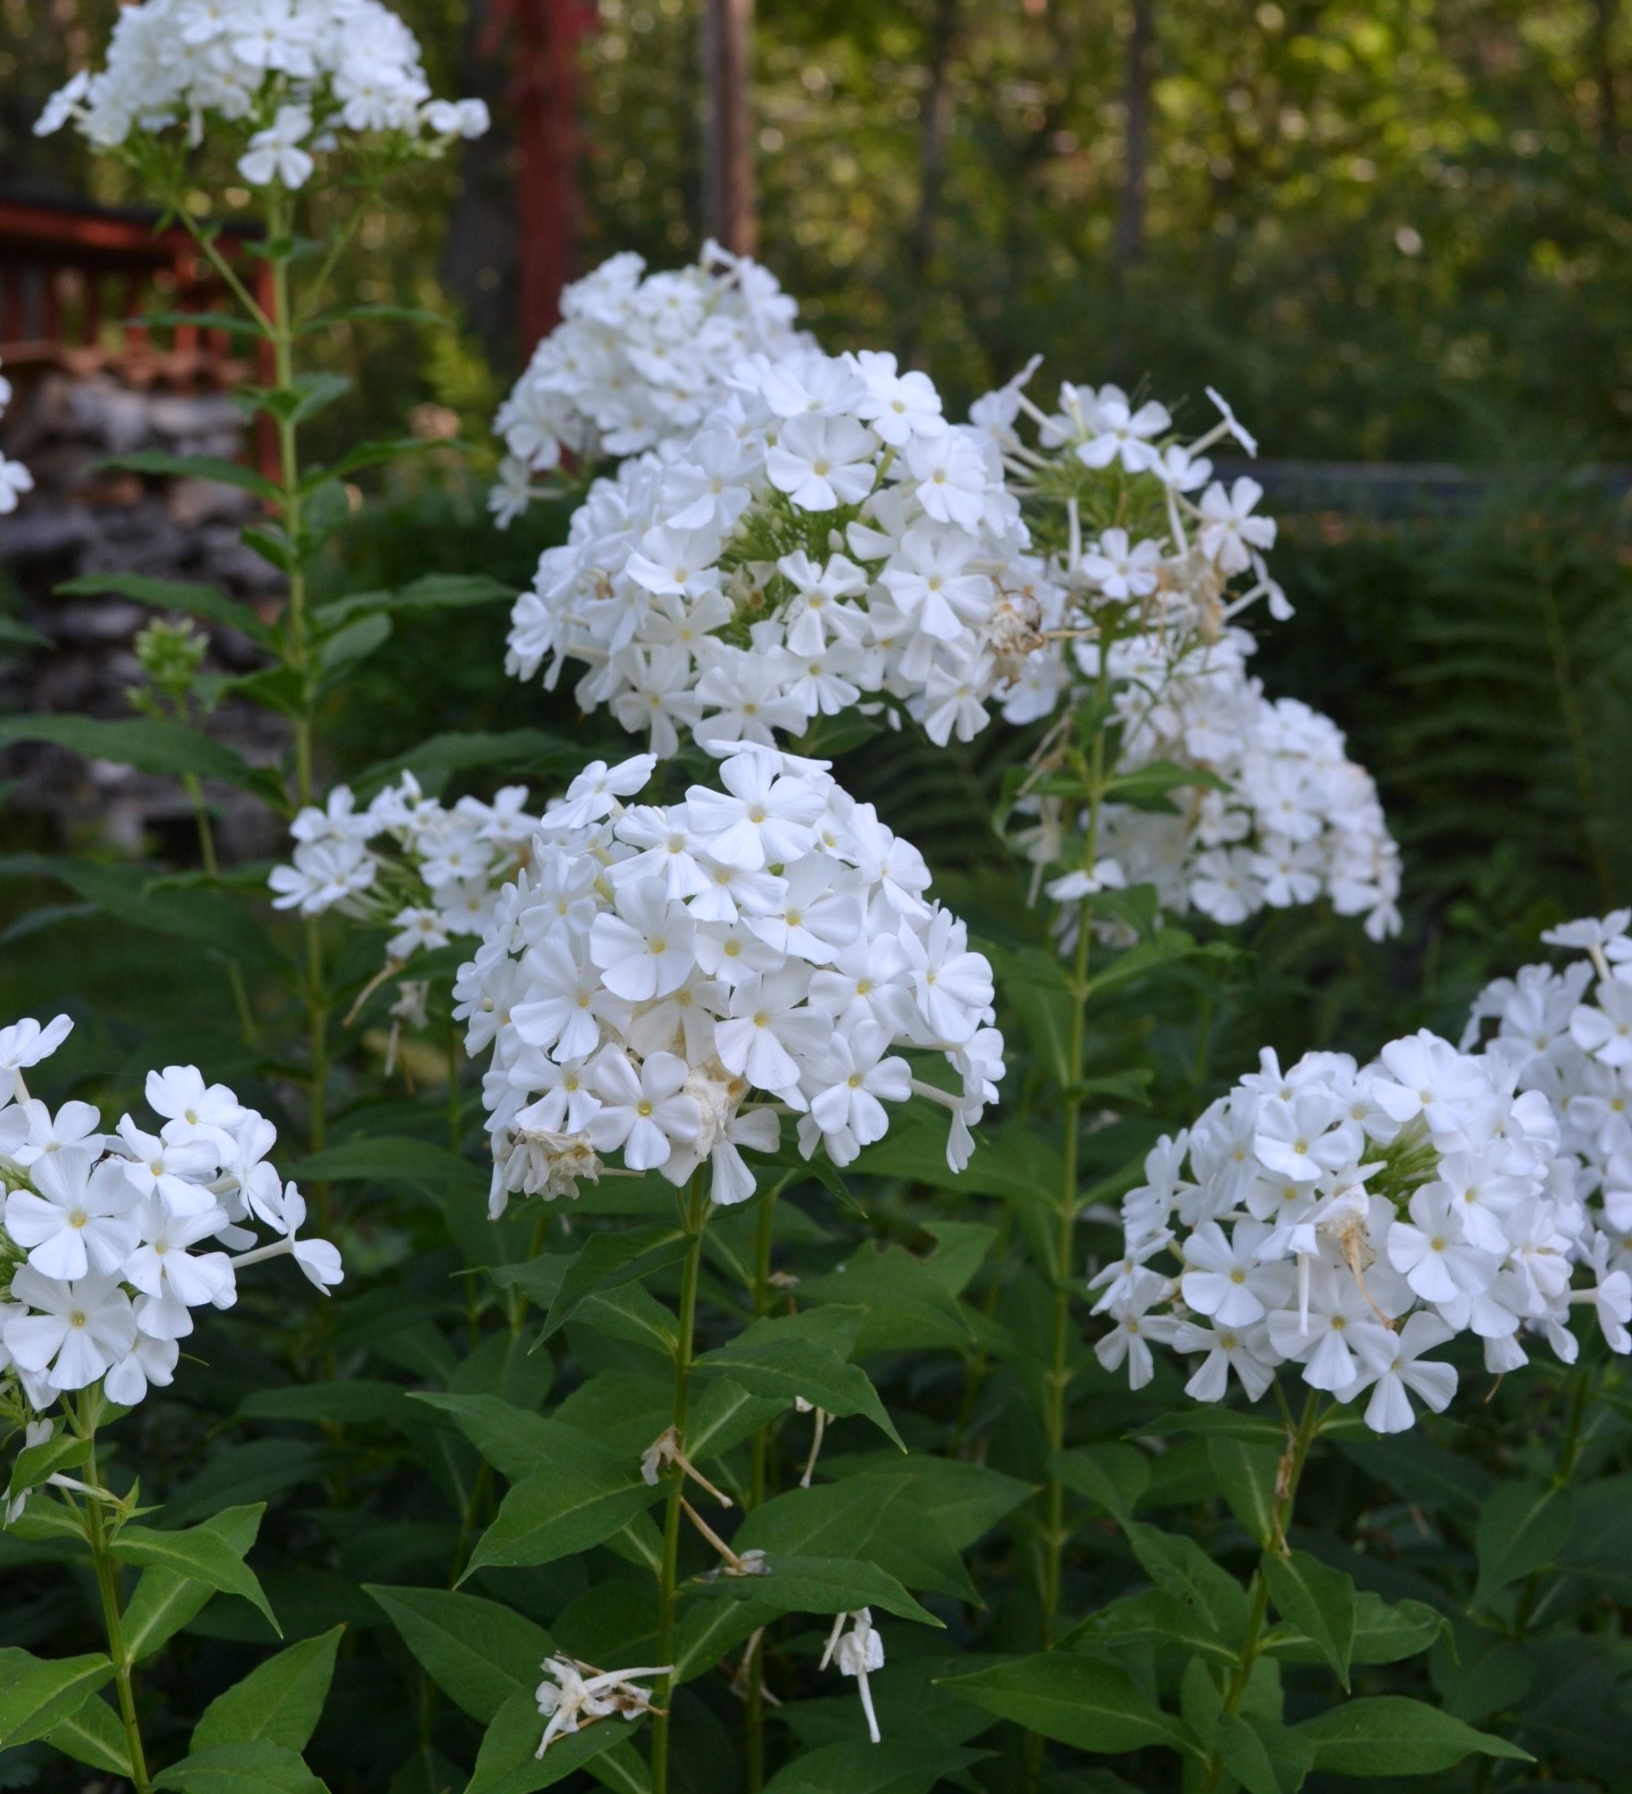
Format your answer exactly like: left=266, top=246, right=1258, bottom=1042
left=693, top=1319, right=904, bottom=1449
left=938, top=1653, right=1189, bottom=1755
left=686, top=1553, right=939, bottom=1626
left=1473, top=1478, right=1573, bottom=1608
left=7, top=1430, right=92, bottom=1503
left=191, top=1625, right=344, bottom=1753
left=238, top=1380, right=412, bottom=1426
left=0, top=853, right=287, bottom=969
left=1209, top=1437, right=1280, bottom=1547
left=366, top=1586, right=552, bottom=1724
left=759, top=1739, right=988, bottom=1794
left=466, top=1687, right=633, bottom=1794
left=0, top=715, right=274, bottom=797
left=462, top=1443, right=660, bottom=1575
left=288, top=1136, right=484, bottom=1191
left=46, top=1693, right=132, bottom=1777
left=318, top=572, right=515, bottom=629
left=410, top=1394, right=612, bottom=1485
left=1296, top=1696, right=1532, bottom=1775
left=101, top=448, right=281, bottom=501
left=1051, top=1444, right=1149, bottom=1525
left=111, top=1522, right=280, bottom=1636
left=0, top=1650, right=115, bottom=1749
left=1261, top=1550, right=1357, bottom=1689
left=56, top=573, right=278, bottom=648
left=1124, top=1522, right=1249, bottom=1643
left=1263, top=1590, right=1445, bottom=1669
left=540, top=1224, right=689, bottom=1340
left=122, top=1504, right=266, bottom=1662
left=1217, top=1711, right=1315, bottom=1794
left=1061, top=1587, right=1239, bottom=1667
left=153, top=1740, right=326, bottom=1793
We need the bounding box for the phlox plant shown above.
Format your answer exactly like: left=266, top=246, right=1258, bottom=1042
left=7, top=32, right=1631, bottom=1794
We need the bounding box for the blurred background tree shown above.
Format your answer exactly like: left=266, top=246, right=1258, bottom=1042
left=4, top=0, right=1631, bottom=1051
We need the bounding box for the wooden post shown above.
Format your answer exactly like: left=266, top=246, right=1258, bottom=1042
left=702, top=0, right=756, bottom=256
left=514, top=0, right=585, bottom=350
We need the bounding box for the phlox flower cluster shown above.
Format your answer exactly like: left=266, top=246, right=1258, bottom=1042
left=269, top=773, right=546, bottom=969
left=1096, top=1028, right=1629, bottom=1433
left=0, top=361, right=32, bottom=517
left=456, top=745, right=1003, bottom=1216
left=0, top=1015, right=341, bottom=1430
left=977, top=374, right=1401, bottom=940
left=505, top=348, right=1038, bottom=752
left=490, top=244, right=811, bottom=526
left=1462, top=910, right=1632, bottom=1236
left=35, top=0, right=488, bottom=180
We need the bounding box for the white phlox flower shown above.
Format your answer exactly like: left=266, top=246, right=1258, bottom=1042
left=0, top=1019, right=342, bottom=1432
left=534, top=1657, right=671, bottom=1758
left=490, top=243, right=811, bottom=523
left=504, top=345, right=1036, bottom=749
left=1103, top=1011, right=1629, bottom=1432
left=972, top=369, right=1402, bottom=945
left=820, top=1609, right=885, bottom=1744
left=35, top=0, right=487, bottom=178
left=0, top=359, right=33, bottom=515
left=458, top=746, right=1003, bottom=1218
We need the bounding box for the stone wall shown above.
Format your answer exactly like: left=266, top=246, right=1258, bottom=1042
left=0, top=366, right=288, bottom=859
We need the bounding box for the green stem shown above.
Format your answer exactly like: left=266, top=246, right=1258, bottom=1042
left=82, top=1452, right=152, bottom=1794
left=651, top=1177, right=710, bottom=1794
left=744, top=1193, right=775, bottom=1793
left=181, top=769, right=258, bottom=1046
left=1201, top=1390, right=1323, bottom=1794
left=1037, top=665, right=1111, bottom=1649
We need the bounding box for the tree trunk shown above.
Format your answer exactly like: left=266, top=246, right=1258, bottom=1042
left=900, top=0, right=960, bottom=364
left=514, top=0, right=587, bottom=353
left=1592, top=0, right=1618, bottom=147
left=702, top=0, right=757, bottom=256
left=1112, top=0, right=1157, bottom=280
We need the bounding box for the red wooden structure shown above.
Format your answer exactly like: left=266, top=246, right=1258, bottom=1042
left=0, top=194, right=277, bottom=474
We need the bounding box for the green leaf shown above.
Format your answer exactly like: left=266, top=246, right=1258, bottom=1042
left=298, top=436, right=451, bottom=491
left=797, top=1239, right=979, bottom=1353
left=0, top=853, right=287, bottom=970
left=1209, top=1437, right=1280, bottom=1547
left=1082, top=930, right=1203, bottom=1002
left=123, top=1505, right=266, bottom=1662
left=687, top=1553, right=939, bottom=1627
left=759, top=1739, right=987, bottom=1794
left=1104, top=760, right=1228, bottom=806
left=694, top=1319, right=904, bottom=1449
left=56, top=572, right=278, bottom=648
left=45, top=1692, right=133, bottom=1777
left=1124, top=1522, right=1249, bottom=1643
left=540, top=1224, right=689, bottom=1341
left=1261, top=1550, right=1356, bottom=1690
left=191, top=1626, right=344, bottom=1753
left=938, top=1653, right=1189, bottom=1754
left=1473, top=1478, right=1572, bottom=1608
left=366, top=1586, right=551, bottom=1724
left=0, top=714, right=273, bottom=796
left=574, top=1283, right=679, bottom=1357
left=353, top=729, right=575, bottom=793
left=465, top=1687, right=631, bottom=1794
left=318, top=572, right=514, bottom=629
left=238, top=1381, right=411, bottom=1426
left=1216, top=1711, right=1314, bottom=1794
left=1296, top=1696, right=1532, bottom=1775
left=408, top=1393, right=585, bottom=1484
left=103, top=448, right=281, bottom=502
left=463, top=1457, right=657, bottom=1576
left=257, top=371, right=351, bottom=426
left=301, top=302, right=452, bottom=333
left=153, top=1741, right=326, bottom=1794
left=111, top=1522, right=280, bottom=1636
left=7, top=1430, right=92, bottom=1502
left=1051, top=1445, right=1148, bottom=1525
left=1264, top=1590, right=1444, bottom=1668
left=734, top=1474, right=975, bottom=1603
left=1063, top=1587, right=1240, bottom=1667
left=317, top=613, right=392, bottom=687
left=288, top=1137, right=483, bottom=1191
left=0, top=1649, right=115, bottom=1749
left=133, top=309, right=267, bottom=340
